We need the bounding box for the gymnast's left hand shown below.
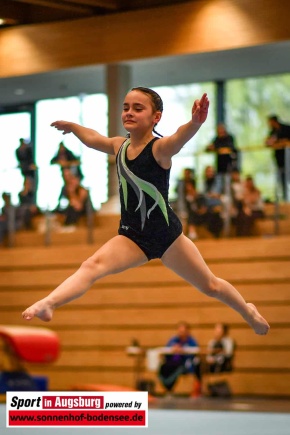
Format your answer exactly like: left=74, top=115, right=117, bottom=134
left=192, top=93, right=209, bottom=125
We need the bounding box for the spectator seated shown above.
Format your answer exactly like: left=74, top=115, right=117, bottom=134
left=204, top=323, right=236, bottom=397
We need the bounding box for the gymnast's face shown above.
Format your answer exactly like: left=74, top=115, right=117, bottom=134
left=122, top=90, right=161, bottom=135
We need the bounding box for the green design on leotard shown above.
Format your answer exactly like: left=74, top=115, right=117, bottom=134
left=117, top=139, right=169, bottom=230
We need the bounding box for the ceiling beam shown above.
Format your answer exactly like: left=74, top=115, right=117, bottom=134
left=10, top=0, right=94, bottom=14
left=0, top=1, right=26, bottom=22
left=60, top=0, right=119, bottom=10
left=2, top=0, right=290, bottom=81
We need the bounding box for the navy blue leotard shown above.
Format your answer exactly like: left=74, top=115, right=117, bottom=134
left=116, top=137, right=182, bottom=260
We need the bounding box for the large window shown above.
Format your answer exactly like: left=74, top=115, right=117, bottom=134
left=3, top=74, right=289, bottom=213
left=0, top=112, right=31, bottom=208
left=225, top=73, right=290, bottom=200
left=153, top=83, right=216, bottom=198
left=35, top=94, right=108, bottom=211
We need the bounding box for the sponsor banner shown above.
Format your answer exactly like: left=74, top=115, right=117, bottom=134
left=6, top=391, right=148, bottom=428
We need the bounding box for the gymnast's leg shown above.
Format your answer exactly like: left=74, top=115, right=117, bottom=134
left=22, top=235, right=148, bottom=322
left=161, top=234, right=269, bottom=335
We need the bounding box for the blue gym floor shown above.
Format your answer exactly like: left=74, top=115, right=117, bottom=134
left=2, top=397, right=290, bottom=435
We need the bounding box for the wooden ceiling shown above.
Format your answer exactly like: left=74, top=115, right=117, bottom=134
left=0, top=0, right=192, bottom=27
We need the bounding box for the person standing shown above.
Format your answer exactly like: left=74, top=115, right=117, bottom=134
left=175, top=168, right=198, bottom=239
left=206, top=124, right=238, bottom=178
left=50, top=141, right=83, bottom=179
left=266, top=115, right=290, bottom=200
left=15, top=138, right=36, bottom=182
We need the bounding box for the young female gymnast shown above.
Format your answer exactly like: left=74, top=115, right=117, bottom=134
left=22, top=87, right=269, bottom=335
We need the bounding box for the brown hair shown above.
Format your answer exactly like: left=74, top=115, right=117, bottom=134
left=130, top=87, right=163, bottom=137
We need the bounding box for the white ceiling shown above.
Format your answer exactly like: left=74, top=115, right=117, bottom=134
left=0, top=40, right=290, bottom=107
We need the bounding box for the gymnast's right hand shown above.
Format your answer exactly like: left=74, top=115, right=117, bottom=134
left=22, top=299, right=54, bottom=322
left=51, top=120, right=73, bottom=135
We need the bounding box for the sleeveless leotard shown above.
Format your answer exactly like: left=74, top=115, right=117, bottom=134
left=116, top=137, right=182, bottom=260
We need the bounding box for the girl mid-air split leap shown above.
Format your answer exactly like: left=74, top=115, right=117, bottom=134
left=22, top=87, right=270, bottom=336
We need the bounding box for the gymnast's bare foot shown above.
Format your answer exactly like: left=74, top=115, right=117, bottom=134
left=22, top=299, right=54, bottom=322
left=246, top=303, right=270, bottom=335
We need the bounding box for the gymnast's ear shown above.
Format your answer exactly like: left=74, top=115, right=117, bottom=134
left=153, top=111, right=162, bottom=125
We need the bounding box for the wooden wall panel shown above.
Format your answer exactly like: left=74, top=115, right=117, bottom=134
left=4, top=282, right=290, bottom=309
left=2, top=305, right=290, bottom=328
left=1, top=231, right=290, bottom=268
left=0, top=261, right=289, bottom=288
left=55, top=350, right=134, bottom=368
left=155, top=372, right=290, bottom=397
left=0, top=0, right=290, bottom=78
left=0, top=232, right=290, bottom=397
left=23, top=367, right=290, bottom=397
left=29, top=368, right=136, bottom=392
left=54, top=326, right=290, bottom=349
left=235, top=350, right=290, bottom=369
